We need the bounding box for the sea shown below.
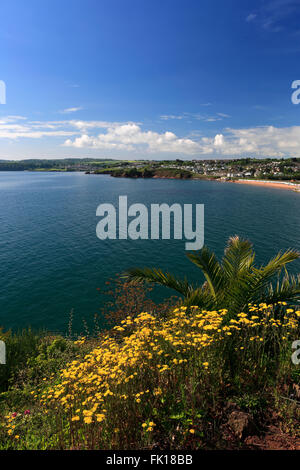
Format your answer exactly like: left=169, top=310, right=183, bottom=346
left=0, top=171, right=299, bottom=333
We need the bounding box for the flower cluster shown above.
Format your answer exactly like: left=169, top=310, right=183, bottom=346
left=37, top=304, right=299, bottom=430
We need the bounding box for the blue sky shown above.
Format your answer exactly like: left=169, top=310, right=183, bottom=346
left=1, top=0, right=300, bottom=159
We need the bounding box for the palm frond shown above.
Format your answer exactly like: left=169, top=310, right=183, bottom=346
left=187, top=246, right=223, bottom=299
left=183, top=287, right=215, bottom=309
left=125, top=267, right=192, bottom=296
left=221, top=236, right=255, bottom=280
left=125, top=237, right=300, bottom=317
left=249, top=249, right=300, bottom=295
left=263, top=274, right=300, bottom=305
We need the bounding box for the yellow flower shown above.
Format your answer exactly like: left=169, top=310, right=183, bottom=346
left=96, top=414, right=105, bottom=422
left=189, top=429, right=195, bottom=434
left=35, top=302, right=294, bottom=436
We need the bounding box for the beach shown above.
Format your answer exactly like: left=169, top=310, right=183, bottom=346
left=233, top=179, right=300, bottom=192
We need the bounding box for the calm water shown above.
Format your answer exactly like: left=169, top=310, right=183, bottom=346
left=0, top=171, right=299, bottom=333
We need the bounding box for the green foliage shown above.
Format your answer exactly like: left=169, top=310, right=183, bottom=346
left=0, top=304, right=299, bottom=449
left=25, top=336, right=78, bottom=384
left=0, top=250, right=299, bottom=450
left=0, top=335, right=82, bottom=415
left=0, top=329, right=42, bottom=392
left=126, top=236, right=300, bottom=315
left=234, top=394, right=268, bottom=415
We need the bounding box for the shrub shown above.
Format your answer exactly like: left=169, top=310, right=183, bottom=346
left=1, top=303, right=297, bottom=449
left=0, top=329, right=42, bottom=392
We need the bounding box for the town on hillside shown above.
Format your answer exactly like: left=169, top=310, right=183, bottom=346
left=1, top=157, right=299, bottom=182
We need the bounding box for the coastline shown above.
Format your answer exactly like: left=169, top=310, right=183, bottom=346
left=9, top=170, right=299, bottom=192
left=92, top=171, right=300, bottom=191
left=232, top=179, right=300, bottom=192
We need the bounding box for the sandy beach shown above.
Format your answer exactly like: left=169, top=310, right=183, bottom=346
left=233, top=179, right=300, bottom=192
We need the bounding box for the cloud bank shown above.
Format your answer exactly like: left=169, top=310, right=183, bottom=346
left=1, top=116, right=300, bottom=158
left=64, top=122, right=300, bottom=157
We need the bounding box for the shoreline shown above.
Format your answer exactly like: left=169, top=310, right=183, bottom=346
left=3, top=170, right=299, bottom=192
left=232, top=179, right=300, bottom=192
left=99, top=172, right=300, bottom=191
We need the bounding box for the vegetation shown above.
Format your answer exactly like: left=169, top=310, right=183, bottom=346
left=0, top=302, right=299, bottom=449
left=126, top=236, right=300, bottom=315
left=0, top=159, right=126, bottom=172
left=1, top=157, right=299, bottom=182
left=0, top=238, right=299, bottom=450
left=95, top=167, right=193, bottom=179
left=0, top=328, right=42, bottom=393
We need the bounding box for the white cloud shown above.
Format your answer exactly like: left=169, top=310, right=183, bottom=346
left=0, top=116, right=76, bottom=140
left=64, top=123, right=200, bottom=154
left=68, top=120, right=127, bottom=130
left=64, top=122, right=300, bottom=157
left=2, top=116, right=300, bottom=158
left=59, top=107, right=83, bottom=114
left=199, top=125, right=300, bottom=157
left=0, top=117, right=126, bottom=140
left=0, top=115, right=27, bottom=124
left=213, top=134, right=224, bottom=146
left=160, top=111, right=230, bottom=122
left=160, top=114, right=184, bottom=120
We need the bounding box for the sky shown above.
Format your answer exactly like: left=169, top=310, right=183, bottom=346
left=1, top=0, right=300, bottom=160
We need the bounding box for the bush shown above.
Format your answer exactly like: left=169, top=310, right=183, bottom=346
left=1, top=303, right=298, bottom=449
left=0, top=329, right=42, bottom=392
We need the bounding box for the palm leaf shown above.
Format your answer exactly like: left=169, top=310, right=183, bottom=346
left=125, top=267, right=192, bottom=296
left=187, top=246, right=224, bottom=299
left=183, top=287, right=215, bottom=309
left=263, top=274, right=300, bottom=305
left=248, top=249, right=300, bottom=296
left=221, top=236, right=255, bottom=280
left=223, top=249, right=300, bottom=311
left=125, top=237, right=300, bottom=317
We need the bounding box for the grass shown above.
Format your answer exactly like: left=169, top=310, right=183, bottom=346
left=0, top=302, right=299, bottom=450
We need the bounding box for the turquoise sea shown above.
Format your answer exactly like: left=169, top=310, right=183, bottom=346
left=0, top=171, right=299, bottom=333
